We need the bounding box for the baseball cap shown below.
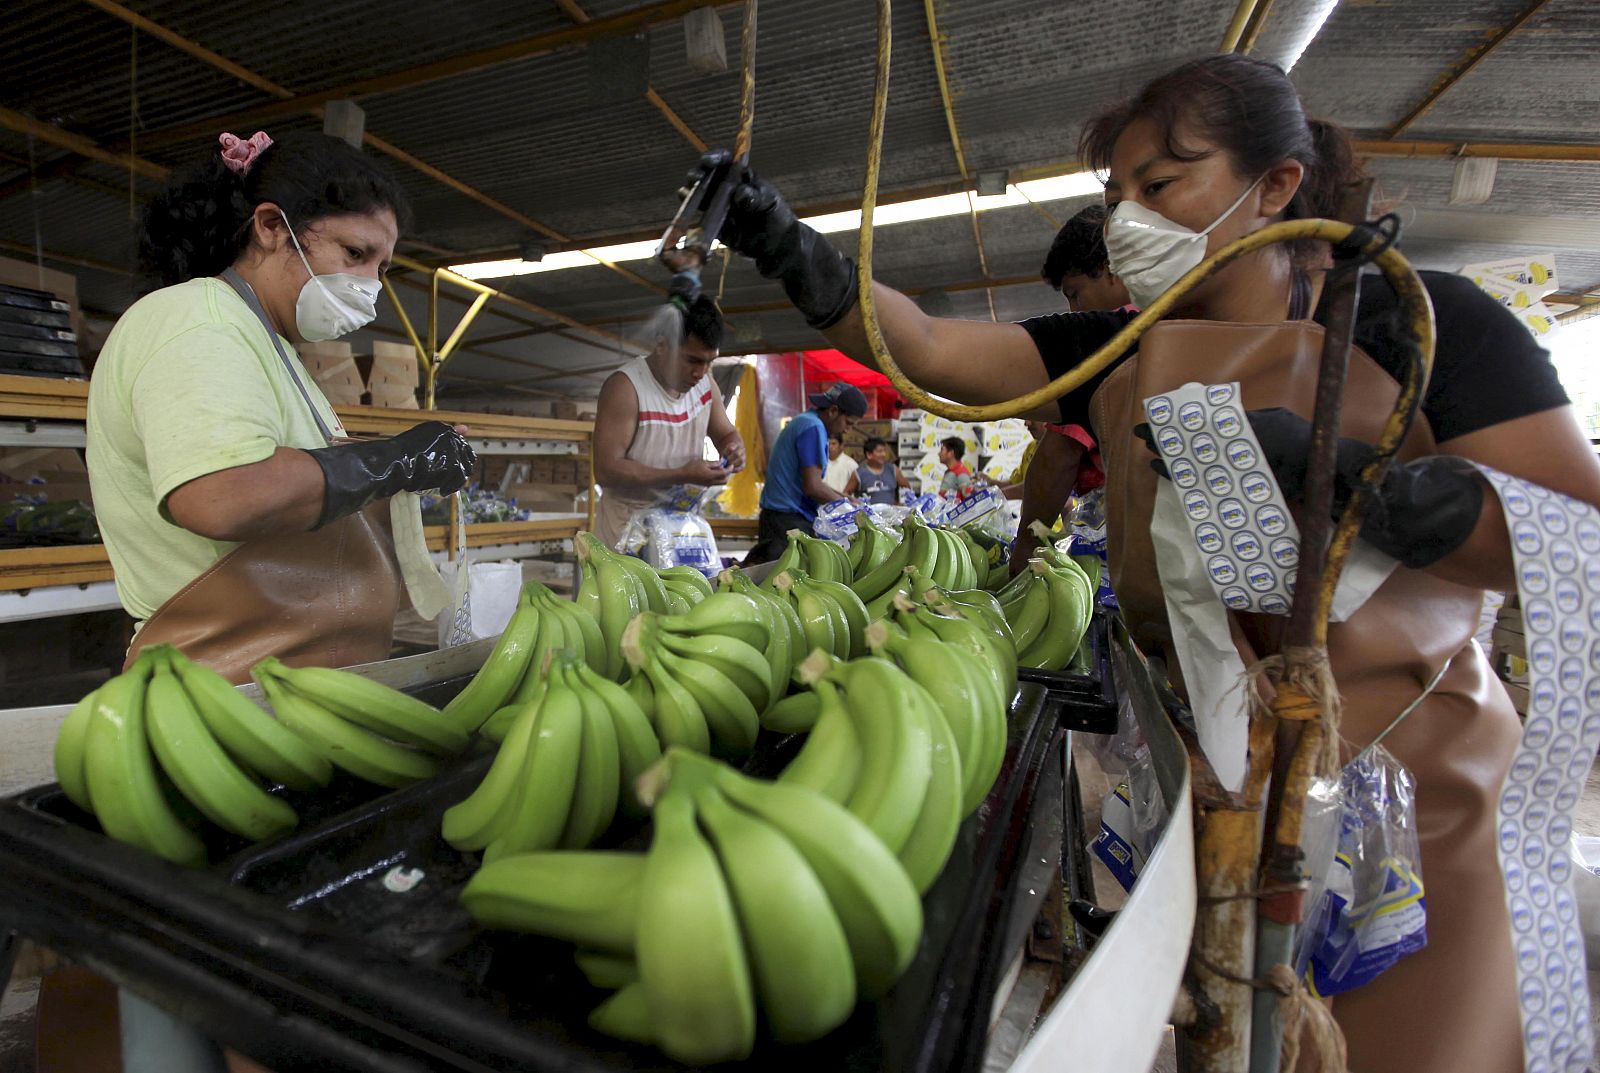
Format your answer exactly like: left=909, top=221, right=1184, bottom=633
left=809, top=383, right=868, bottom=417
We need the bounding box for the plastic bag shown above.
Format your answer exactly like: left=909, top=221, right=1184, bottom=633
left=435, top=558, right=522, bottom=647
left=1091, top=748, right=1168, bottom=892
left=1295, top=744, right=1427, bottom=996
left=622, top=509, right=722, bottom=576
left=813, top=498, right=864, bottom=544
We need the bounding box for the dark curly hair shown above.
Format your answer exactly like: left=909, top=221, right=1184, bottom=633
left=140, top=132, right=411, bottom=287
left=1041, top=204, right=1110, bottom=290
left=1080, top=54, right=1363, bottom=269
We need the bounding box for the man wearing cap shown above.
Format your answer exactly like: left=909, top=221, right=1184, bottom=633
left=745, top=383, right=867, bottom=564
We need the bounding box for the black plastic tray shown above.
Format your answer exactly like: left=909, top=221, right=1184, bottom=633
left=1016, top=611, right=1118, bottom=734
left=0, top=675, right=1079, bottom=1073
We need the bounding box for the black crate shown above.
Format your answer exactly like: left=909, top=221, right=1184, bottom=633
left=1016, top=611, right=1118, bottom=734
left=0, top=677, right=1078, bottom=1073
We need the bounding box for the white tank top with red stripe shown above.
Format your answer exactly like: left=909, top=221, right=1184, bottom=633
left=594, top=354, right=716, bottom=546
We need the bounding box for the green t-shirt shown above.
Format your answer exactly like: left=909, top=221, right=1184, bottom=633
left=86, top=277, right=344, bottom=623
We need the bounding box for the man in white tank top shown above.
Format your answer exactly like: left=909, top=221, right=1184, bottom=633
left=592, top=296, right=744, bottom=548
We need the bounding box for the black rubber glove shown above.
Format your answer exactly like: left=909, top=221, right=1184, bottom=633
left=683, top=149, right=858, bottom=329
left=306, top=421, right=476, bottom=529
left=1133, top=407, right=1483, bottom=570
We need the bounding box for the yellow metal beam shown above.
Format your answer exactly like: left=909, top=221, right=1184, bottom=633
left=1219, top=0, right=1268, bottom=52
left=1388, top=1, right=1550, bottom=138
left=1355, top=139, right=1600, bottom=163
left=0, top=108, right=167, bottom=181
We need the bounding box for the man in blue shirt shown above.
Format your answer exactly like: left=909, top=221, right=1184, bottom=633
left=746, top=383, right=867, bottom=564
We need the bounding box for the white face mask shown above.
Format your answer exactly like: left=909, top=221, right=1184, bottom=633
left=280, top=210, right=380, bottom=341
left=1103, top=177, right=1263, bottom=309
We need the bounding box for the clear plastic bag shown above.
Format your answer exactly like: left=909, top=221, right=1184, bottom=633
left=1294, top=743, right=1427, bottom=996
left=619, top=501, right=722, bottom=577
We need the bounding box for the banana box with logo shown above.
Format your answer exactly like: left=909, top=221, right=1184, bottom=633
left=982, top=419, right=1033, bottom=455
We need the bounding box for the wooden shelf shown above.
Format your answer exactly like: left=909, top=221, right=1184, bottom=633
left=0, top=375, right=595, bottom=445
left=0, top=518, right=590, bottom=592
left=710, top=518, right=759, bottom=539
left=0, top=543, right=113, bottom=590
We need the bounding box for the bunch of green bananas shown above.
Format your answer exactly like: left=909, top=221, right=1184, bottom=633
left=995, top=556, right=1095, bottom=671
left=253, top=655, right=470, bottom=789
left=850, top=513, right=987, bottom=606
left=843, top=512, right=901, bottom=577
left=656, top=565, right=713, bottom=613
left=443, top=651, right=661, bottom=861
left=574, top=532, right=672, bottom=679
left=717, top=567, right=806, bottom=698
left=462, top=747, right=924, bottom=1063
left=442, top=580, right=605, bottom=735
left=767, top=568, right=870, bottom=661
left=765, top=528, right=853, bottom=585
left=56, top=643, right=452, bottom=865
left=775, top=653, right=967, bottom=894
left=618, top=592, right=774, bottom=758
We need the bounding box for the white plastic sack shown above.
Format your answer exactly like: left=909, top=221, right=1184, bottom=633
left=436, top=558, right=522, bottom=647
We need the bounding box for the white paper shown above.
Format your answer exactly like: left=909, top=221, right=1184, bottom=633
left=390, top=491, right=451, bottom=619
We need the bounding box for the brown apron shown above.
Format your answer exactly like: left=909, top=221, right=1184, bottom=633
left=1089, top=320, right=1523, bottom=1073
left=122, top=268, right=405, bottom=684
left=124, top=499, right=403, bottom=684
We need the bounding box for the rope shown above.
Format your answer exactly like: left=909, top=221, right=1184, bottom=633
left=856, top=4, right=1437, bottom=424
left=1246, top=646, right=1342, bottom=777
left=1190, top=955, right=1350, bottom=1073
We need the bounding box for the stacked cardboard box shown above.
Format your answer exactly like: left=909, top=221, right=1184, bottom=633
left=364, top=341, right=420, bottom=409
left=298, top=342, right=364, bottom=406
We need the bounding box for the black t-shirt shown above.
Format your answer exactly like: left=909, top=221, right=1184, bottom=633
left=1019, top=270, right=1569, bottom=443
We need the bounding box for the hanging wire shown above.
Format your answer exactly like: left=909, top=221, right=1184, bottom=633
left=25, top=132, right=45, bottom=289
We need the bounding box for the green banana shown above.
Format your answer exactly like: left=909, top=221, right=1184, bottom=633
left=147, top=662, right=297, bottom=841
left=575, top=950, right=638, bottom=990
left=656, top=591, right=770, bottom=652
left=484, top=684, right=585, bottom=862
left=83, top=655, right=206, bottom=865
left=761, top=689, right=821, bottom=734
left=912, top=602, right=1014, bottom=711
left=711, top=764, right=923, bottom=998
left=1019, top=561, right=1091, bottom=670
left=893, top=678, right=965, bottom=893
left=845, top=525, right=868, bottom=574
left=261, top=663, right=465, bottom=757
left=1072, top=553, right=1103, bottom=596
left=636, top=791, right=756, bottom=1064
left=1004, top=571, right=1053, bottom=653
left=657, top=566, right=714, bottom=600
left=459, top=850, right=644, bottom=955
left=580, top=535, right=644, bottom=680
left=508, top=604, right=561, bottom=706
left=256, top=666, right=440, bottom=788
left=663, top=590, right=692, bottom=615
left=848, top=517, right=912, bottom=600
left=557, top=660, right=621, bottom=849
left=172, top=649, right=331, bottom=790
left=571, top=659, right=662, bottom=819
left=808, top=577, right=871, bottom=659
left=550, top=588, right=608, bottom=676
left=695, top=786, right=857, bottom=1042
left=876, top=628, right=992, bottom=815
left=611, top=547, right=673, bottom=615
left=442, top=698, right=540, bottom=851
left=655, top=629, right=772, bottom=713
left=830, top=659, right=933, bottom=854
left=777, top=679, right=862, bottom=803
left=630, top=641, right=711, bottom=754
left=656, top=648, right=759, bottom=757
left=763, top=534, right=805, bottom=584
left=738, top=580, right=792, bottom=706
left=661, top=578, right=708, bottom=609
left=575, top=556, right=603, bottom=622
left=54, top=688, right=98, bottom=812
left=441, top=601, right=540, bottom=733
left=589, top=981, right=654, bottom=1043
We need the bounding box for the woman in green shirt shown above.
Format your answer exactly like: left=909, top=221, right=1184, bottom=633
left=88, top=131, right=474, bottom=680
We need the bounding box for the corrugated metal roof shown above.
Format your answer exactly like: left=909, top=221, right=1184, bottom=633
left=0, top=0, right=1594, bottom=396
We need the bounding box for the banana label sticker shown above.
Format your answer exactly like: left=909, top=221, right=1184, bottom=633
left=1477, top=464, right=1600, bottom=1073
left=1143, top=382, right=1300, bottom=613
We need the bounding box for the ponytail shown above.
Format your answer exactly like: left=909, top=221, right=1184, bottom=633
left=140, top=132, right=410, bottom=287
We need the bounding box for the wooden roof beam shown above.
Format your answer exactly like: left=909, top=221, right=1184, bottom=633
left=1387, top=1, right=1550, bottom=138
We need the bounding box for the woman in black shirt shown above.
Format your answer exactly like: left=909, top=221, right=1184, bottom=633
left=692, top=52, right=1600, bottom=1073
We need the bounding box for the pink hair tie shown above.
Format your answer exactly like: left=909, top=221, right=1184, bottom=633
left=218, top=131, right=273, bottom=175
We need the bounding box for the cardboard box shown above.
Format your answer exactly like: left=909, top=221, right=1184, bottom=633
left=553, top=400, right=581, bottom=420
left=364, top=340, right=421, bottom=389
left=366, top=381, right=419, bottom=409
left=298, top=344, right=364, bottom=406
left=0, top=256, right=88, bottom=365
left=506, top=483, right=579, bottom=510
